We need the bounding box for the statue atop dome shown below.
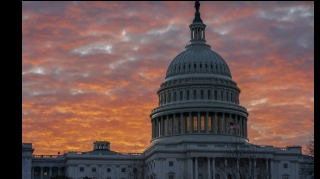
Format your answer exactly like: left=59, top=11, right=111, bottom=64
left=195, top=1, right=200, bottom=12
left=193, top=1, right=203, bottom=23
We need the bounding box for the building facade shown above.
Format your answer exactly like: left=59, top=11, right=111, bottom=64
left=22, top=2, right=313, bottom=179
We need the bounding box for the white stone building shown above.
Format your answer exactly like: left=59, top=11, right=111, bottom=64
left=22, top=2, right=313, bottom=179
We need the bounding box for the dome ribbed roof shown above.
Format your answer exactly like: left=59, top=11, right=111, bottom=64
left=165, top=45, right=232, bottom=79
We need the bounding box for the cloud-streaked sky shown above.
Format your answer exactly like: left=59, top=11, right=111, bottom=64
left=22, top=1, right=314, bottom=155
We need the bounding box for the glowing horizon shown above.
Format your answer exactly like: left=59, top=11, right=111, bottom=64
left=22, top=1, right=314, bottom=155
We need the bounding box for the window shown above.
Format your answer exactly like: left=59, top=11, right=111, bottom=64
left=193, top=116, right=197, bottom=131
left=169, top=161, right=174, bottom=166
left=80, top=167, right=84, bottom=172
left=92, top=167, right=96, bottom=172
left=208, top=116, right=212, bottom=131
left=214, top=90, right=217, bottom=100
left=194, top=63, right=196, bottom=68
left=186, top=116, right=190, bottom=132
left=187, top=90, right=190, bottom=100
left=122, top=168, right=126, bottom=172
left=205, top=63, right=208, bottom=68
left=183, top=64, right=185, bottom=69
left=198, top=174, right=203, bottom=179
left=200, top=62, right=202, bottom=68
left=107, top=168, right=111, bottom=172
left=282, top=174, right=289, bottom=179
left=174, top=91, right=177, bottom=101
left=168, top=92, right=171, bottom=102
left=44, top=171, right=48, bottom=176
left=194, top=90, right=197, bottom=99
left=133, top=168, right=137, bottom=173
left=201, top=116, right=205, bottom=131
left=180, top=91, right=183, bottom=101
left=226, top=91, right=229, bottom=101
left=208, top=90, right=211, bottom=99
left=198, top=161, right=203, bottom=167
left=221, top=91, right=223, bottom=100
left=164, top=94, right=167, bottom=103
left=201, top=90, right=204, bottom=99
left=283, top=163, right=288, bottom=168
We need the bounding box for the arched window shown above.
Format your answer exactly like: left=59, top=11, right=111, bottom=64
left=200, top=62, right=202, bottom=68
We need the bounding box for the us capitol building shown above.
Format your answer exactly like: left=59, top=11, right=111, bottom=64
left=22, top=2, right=313, bottom=179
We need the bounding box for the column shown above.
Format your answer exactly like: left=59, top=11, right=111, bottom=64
left=166, top=115, right=169, bottom=136
left=213, top=113, right=217, bottom=133
left=191, top=28, right=193, bottom=39
left=195, top=157, right=198, bottom=179
left=57, top=167, right=60, bottom=176
left=155, top=118, right=158, bottom=137
left=245, top=118, right=248, bottom=137
left=152, top=119, right=154, bottom=138
left=40, top=167, right=43, bottom=179
left=224, top=159, right=227, bottom=179
left=207, top=157, right=211, bottom=179
left=173, top=114, right=176, bottom=134
left=205, top=112, right=209, bottom=133
left=160, top=116, right=164, bottom=136
left=189, top=112, right=193, bottom=133
left=197, top=112, right=200, bottom=133
left=212, top=158, right=215, bottom=179
left=269, top=159, right=273, bottom=179
left=190, top=158, right=194, bottom=179
left=266, top=158, right=268, bottom=172
left=223, top=113, right=226, bottom=134
left=49, top=167, right=52, bottom=177
left=249, top=160, right=252, bottom=179
left=182, top=113, right=185, bottom=134
left=295, top=161, right=299, bottom=179
left=31, top=167, right=34, bottom=179
left=237, top=160, right=240, bottom=179
left=253, top=159, right=256, bottom=179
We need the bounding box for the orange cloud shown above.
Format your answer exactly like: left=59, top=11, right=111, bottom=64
left=22, top=1, right=313, bottom=155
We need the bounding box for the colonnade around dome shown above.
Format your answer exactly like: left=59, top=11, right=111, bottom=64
left=151, top=112, right=248, bottom=140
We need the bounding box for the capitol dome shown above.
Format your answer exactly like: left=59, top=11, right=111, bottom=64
left=150, top=1, right=248, bottom=144
left=165, top=44, right=232, bottom=79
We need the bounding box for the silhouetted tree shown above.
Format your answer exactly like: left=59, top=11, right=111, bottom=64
left=213, top=141, right=270, bottom=179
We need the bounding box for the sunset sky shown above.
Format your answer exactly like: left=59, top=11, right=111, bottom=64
left=22, top=1, right=314, bottom=155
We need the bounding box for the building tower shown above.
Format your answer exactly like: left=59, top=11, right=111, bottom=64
left=150, top=1, right=249, bottom=145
